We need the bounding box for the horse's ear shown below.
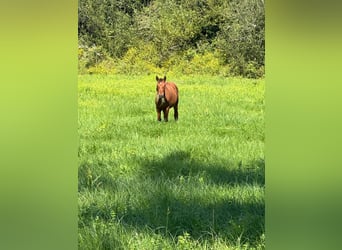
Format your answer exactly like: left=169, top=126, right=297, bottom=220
left=163, top=76, right=166, bottom=82
left=156, top=76, right=159, bottom=81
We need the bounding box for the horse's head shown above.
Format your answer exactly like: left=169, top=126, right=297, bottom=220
left=156, top=75, right=167, bottom=104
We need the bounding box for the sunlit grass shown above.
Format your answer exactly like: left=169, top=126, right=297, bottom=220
left=78, top=74, right=265, bottom=249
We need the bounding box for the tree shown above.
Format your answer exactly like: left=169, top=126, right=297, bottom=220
left=78, top=0, right=265, bottom=77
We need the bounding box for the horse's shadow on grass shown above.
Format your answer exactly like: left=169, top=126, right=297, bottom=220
left=141, top=151, right=265, bottom=186
left=81, top=151, right=265, bottom=245
left=119, top=151, right=264, bottom=244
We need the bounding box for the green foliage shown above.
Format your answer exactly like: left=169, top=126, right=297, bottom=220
left=115, top=44, right=161, bottom=75
left=244, top=61, right=265, bottom=79
left=78, top=43, right=111, bottom=74
left=86, top=59, right=117, bottom=75
left=78, top=0, right=265, bottom=78
left=113, top=48, right=224, bottom=76
left=79, top=0, right=144, bottom=58
left=170, top=50, right=221, bottom=75
left=215, top=0, right=265, bottom=72
left=135, top=0, right=204, bottom=62
left=78, top=74, right=265, bottom=249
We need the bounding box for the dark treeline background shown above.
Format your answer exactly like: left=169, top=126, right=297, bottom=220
left=78, top=0, right=264, bottom=78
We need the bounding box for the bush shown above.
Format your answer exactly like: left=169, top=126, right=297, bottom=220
left=244, top=61, right=264, bottom=79
left=170, top=50, right=222, bottom=75
left=115, top=44, right=162, bottom=75
left=78, top=44, right=108, bottom=74
left=86, top=59, right=117, bottom=75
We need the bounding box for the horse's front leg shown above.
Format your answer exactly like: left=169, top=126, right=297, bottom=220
left=157, top=109, right=162, bottom=121
left=164, top=107, right=170, bottom=122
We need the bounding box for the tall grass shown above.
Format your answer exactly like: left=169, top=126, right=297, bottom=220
left=78, top=74, right=265, bottom=249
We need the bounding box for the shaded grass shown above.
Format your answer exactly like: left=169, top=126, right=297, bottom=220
left=78, top=74, right=265, bottom=249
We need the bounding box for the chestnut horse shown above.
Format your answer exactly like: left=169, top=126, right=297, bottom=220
left=155, top=76, right=179, bottom=122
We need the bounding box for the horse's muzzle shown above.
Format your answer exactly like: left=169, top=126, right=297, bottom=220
left=158, top=95, right=166, bottom=105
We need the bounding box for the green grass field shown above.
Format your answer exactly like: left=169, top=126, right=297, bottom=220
left=78, top=74, right=265, bottom=249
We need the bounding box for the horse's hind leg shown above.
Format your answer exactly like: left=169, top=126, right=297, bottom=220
left=174, top=103, right=178, bottom=121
